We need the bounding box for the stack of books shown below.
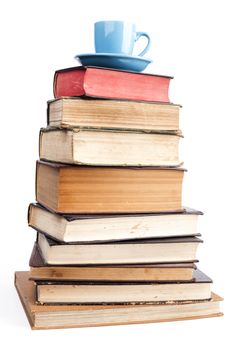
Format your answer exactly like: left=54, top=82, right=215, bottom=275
left=15, top=66, right=223, bottom=330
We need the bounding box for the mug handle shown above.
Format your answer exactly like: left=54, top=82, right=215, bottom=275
left=135, top=32, right=151, bottom=57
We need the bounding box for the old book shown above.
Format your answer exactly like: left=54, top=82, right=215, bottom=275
left=29, top=243, right=197, bottom=281
left=39, top=127, right=182, bottom=167
left=37, top=233, right=202, bottom=265
left=28, top=203, right=202, bottom=243
left=48, top=98, right=180, bottom=132
left=35, top=269, right=212, bottom=304
left=15, top=272, right=223, bottom=330
left=53, top=66, right=172, bottom=103
left=36, top=161, right=185, bottom=214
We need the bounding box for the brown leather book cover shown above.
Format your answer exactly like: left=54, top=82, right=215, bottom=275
left=29, top=243, right=45, bottom=267
left=29, top=202, right=203, bottom=222
left=40, top=233, right=203, bottom=247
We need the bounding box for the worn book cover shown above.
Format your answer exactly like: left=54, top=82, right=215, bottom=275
left=15, top=271, right=223, bottom=330
left=53, top=66, right=172, bottom=103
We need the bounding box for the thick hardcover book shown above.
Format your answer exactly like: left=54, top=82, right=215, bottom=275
left=47, top=98, right=181, bottom=132
left=29, top=243, right=197, bottom=281
left=35, top=269, right=212, bottom=304
left=36, top=232, right=202, bottom=265
left=36, top=161, right=185, bottom=214
left=28, top=203, right=202, bottom=243
left=53, top=66, right=172, bottom=103
left=39, top=127, right=182, bottom=167
left=15, top=271, right=223, bottom=329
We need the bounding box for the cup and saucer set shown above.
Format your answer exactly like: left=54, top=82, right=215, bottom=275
left=74, top=21, right=152, bottom=72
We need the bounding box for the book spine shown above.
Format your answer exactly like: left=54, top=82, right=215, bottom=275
left=53, top=72, right=58, bottom=98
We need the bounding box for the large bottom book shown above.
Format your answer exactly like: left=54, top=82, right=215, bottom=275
left=15, top=271, right=223, bottom=330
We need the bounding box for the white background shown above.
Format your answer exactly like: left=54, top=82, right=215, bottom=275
left=0, top=0, right=231, bottom=348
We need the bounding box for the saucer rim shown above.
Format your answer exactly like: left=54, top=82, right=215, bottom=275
left=75, top=53, right=153, bottom=63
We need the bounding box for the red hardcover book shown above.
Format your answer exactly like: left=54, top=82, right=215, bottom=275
left=53, top=66, right=172, bottom=103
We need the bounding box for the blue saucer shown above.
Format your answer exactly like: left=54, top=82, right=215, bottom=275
left=74, top=53, right=152, bottom=72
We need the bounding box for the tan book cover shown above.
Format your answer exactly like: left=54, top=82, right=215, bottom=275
left=15, top=271, right=223, bottom=330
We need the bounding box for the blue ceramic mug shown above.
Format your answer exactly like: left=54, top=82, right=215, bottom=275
left=94, top=21, right=151, bottom=57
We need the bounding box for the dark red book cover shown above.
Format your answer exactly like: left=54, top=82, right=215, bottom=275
left=53, top=66, right=172, bottom=103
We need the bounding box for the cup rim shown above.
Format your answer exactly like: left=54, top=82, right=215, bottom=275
left=94, top=20, right=135, bottom=26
